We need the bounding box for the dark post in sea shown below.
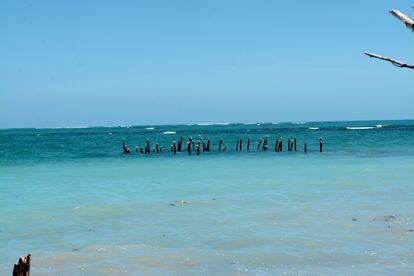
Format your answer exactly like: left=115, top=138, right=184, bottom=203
left=319, top=137, right=323, bottom=152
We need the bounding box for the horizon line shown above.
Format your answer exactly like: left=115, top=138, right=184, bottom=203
left=1, top=118, right=413, bottom=130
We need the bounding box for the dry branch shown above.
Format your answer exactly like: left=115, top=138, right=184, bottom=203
left=365, top=52, right=414, bottom=69
left=389, top=10, right=414, bottom=32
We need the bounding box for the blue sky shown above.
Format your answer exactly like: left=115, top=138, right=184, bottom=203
left=1, top=0, right=413, bottom=128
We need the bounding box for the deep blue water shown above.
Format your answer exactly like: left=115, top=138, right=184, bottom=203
left=1, top=120, right=414, bottom=164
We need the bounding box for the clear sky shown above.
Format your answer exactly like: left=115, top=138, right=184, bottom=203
left=1, top=0, right=413, bottom=128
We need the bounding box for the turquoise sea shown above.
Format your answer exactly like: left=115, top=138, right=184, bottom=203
left=1, top=120, right=414, bottom=275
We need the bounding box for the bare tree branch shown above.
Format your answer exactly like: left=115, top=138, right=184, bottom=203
left=365, top=7, right=413, bottom=70
left=389, top=10, right=414, bottom=32
left=365, top=52, right=414, bottom=69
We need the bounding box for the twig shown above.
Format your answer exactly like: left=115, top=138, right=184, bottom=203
left=389, top=10, right=414, bottom=32
left=365, top=52, right=414, bottom=69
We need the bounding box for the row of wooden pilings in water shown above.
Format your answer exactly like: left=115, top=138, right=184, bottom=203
left=122, top=137, right=323, bottom=155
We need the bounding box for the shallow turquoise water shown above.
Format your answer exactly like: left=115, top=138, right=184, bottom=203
left=1, top=121, right=414, bottom=274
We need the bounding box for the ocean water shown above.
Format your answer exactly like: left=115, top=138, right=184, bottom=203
left=1, top=120, right=414, bottom=275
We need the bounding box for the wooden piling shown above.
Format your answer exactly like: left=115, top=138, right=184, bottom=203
left=121, top=139, right=130, bottom=153
left=187, top=142, right=191, bottom=155
left=263, top=137, right=268, bottom=151
left=257, top=139, right=262, bottom=150
left=240, top=138, right=242, bottom=151
left=146, top=139, right=150, bottom=155
left=207, top=139, right=211, bottom=152
left=236, top=138, right=240, bottom=151
left=178, top=137, right=183, bottom=152
left=155, top=143, right=159, bottom=153
left=275, top=138, right=279, bottom=151
left=222, top=147, right=227, bottom=152
left=173, top=142, right=177, bottom=154
left=218, top=139, right=223, bottom=151
left=13, top=254, right=31, bottom=276
left=294, top=138, right=297, bottom=151
left=247, top=138, right=250, bottom=151
left=122, top=139, right=127, bottom=153
left=319, top=137, right=323, bottom=152
left=279, top=138, right=283, bottom=151
left=304, top=141, right=307, bottom=153
left=197, top=142, right=200, bottom=156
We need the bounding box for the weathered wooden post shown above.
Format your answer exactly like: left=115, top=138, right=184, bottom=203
left=13, top=254, right=31, bottom=276
left=170, top=145, right=173, bottom=152
left=173, top=141, right=177, bottom=154
left=197, top=142, right=200, bottom=156
left=239, top=138, right=242, bottom=151
left=319, top=137, right=323, bottom=152
left=236, top=138, right=240, bottom=151
left=140, top=148, right=144, bottom=154
left=247, top=138, right=250, bottom=151
left=187, top=142, right=191, bottom=155
left=122, top=139, right=130, bottom=153
left=146, top=139, right=150, bottom=155
left=275, top=138, right=279, bottom=151
left=207, top=138, right=211, bottom=152
left=122, top=138, right=127, bottom=153
left=257, top=139, right=262, bottom=150
left=178, top=137, right=183, bottom=152
left=218, top=139, right=223, bottom=151
left=304, top=141, right=307, bottom=153
left=263, top=137, right=268, bottom=151
left=136, top=146, right=139, bottom=153
left=155, top=143, right=159, bottom=153
left=222, top=146, right=227, bottom=152
left=294, top=138, right=297, bottom=151
left=279, top=137, right=283, bottom=151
